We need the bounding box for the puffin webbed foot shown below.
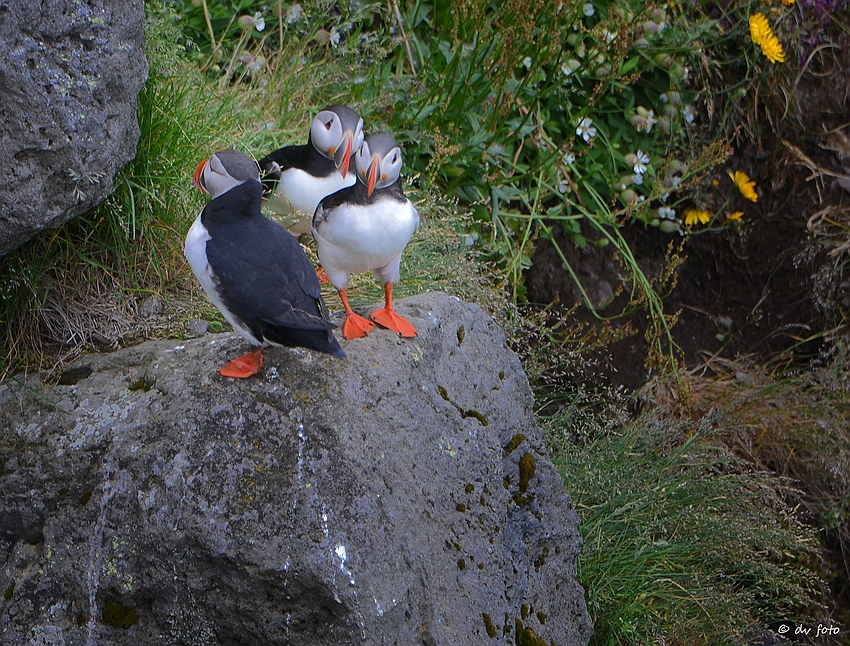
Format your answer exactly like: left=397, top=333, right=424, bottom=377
left=343, top=313, right=374, bottom=340
left=371, top=307, right=417, bottom=338
left=219, top=348, right=264, bottom=378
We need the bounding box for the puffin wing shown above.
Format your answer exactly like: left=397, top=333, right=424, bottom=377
left=258, top=144, right=307, bottom=194
left=206, top=218, right=335, bottom=332
left=313, top=182, right=360, bottom=233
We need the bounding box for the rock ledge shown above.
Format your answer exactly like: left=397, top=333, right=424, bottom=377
left=0, top=292, right=591, bottom=645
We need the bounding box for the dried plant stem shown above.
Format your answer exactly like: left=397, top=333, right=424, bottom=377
left=390, top=0, right=416, bottom=76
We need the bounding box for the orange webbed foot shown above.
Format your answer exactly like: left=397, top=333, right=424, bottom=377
left=371, top=307, right=417, bottom=338
left=343, top=312, right=375, bottom=340
left=219, top=348, right=264, bottom=378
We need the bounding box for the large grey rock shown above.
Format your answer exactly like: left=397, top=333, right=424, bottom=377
left=0, top=292, right=592, bottom=645
left=0, top=0, right=148, bottom=257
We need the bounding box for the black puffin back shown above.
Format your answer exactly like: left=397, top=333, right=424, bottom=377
left=258, top=138, right=339, bottom=195
left=202, top=179, right=344, bottom=358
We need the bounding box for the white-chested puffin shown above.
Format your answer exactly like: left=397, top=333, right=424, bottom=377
left=258, top=105, right=364, bottom=235
left=312, top=134, right=419, bottom=341
left=185, top=149, right=345, bottom=378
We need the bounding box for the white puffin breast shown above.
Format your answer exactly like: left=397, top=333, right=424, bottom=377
left=314, top=198, right=418, bottom=280
left=268, top=168, right=355, bottom=220
left=184, top=214, right=261, bottom=345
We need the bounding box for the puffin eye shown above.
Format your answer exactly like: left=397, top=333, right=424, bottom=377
left=324, top=118, right=334, bottom=130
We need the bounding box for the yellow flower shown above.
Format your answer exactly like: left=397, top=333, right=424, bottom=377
left=729, top=170, right=758, bottom=202
left=749, top=13, right=785, bottom=64
left=749, top=13, right=771, bottom=44
left=726, top=211, right=744, bottom=222
left=759, top=34, right=786, bottom=63
left=684, top=208, right=712, bottom=226
left=781, top=0, right=795, bottom=5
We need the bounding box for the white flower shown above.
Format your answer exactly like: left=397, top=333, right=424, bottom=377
left=286, top=4, right=303, bottom=24
left=557, top=179, right=569, bottom=193
left=564, top=152, right=576, bottom=165
left=576, top=117, right=597, bottom=142
left=632, top=150, right=650, bottom=174
left=631, top=108, right=657, bottom=133
left=583, top=3, right=595, bottom=16
left=331, top=28, right=341, bottom=47
left=252, top=11, right=265, bottom=31
left=523, top=56, right=532, bottom=69
left=658, top=206, right=676, bottom=220
left=632, top=173, right=644, bottom=185
left=562, top=59, right=581, bottom=76
left=683, top=105, right=697, bottom=124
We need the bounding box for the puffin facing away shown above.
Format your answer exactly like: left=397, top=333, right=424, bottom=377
left=258, top=105, right=364, bottom=235
left=185, top=149, right=345, bottom=378
left=313, top=134, right=419, bottom=341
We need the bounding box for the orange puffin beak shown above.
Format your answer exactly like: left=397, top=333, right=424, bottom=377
left=193, top=159, right=209, bottom=193
left=333, top=132, right=354, bottom=178
left=366, top=156, right=379, bottom=197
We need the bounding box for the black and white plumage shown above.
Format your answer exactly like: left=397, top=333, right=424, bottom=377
left=313, top=134, right=419, bottom=340
left=186, top=149, right=344, bottom=377
left=258, top=105, right=364, bottom=235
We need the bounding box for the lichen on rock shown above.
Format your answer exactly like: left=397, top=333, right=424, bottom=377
left=0, top=292, right=591, bottom=645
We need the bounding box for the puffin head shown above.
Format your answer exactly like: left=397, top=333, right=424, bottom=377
left=193, top=149, right=261, bottom=199
left=310, top=105, right=364, bottom=179
left=355, top=134, right=403, bottom=197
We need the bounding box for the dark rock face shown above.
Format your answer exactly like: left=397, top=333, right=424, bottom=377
left=0, top=293, right=592, bottom=645
left=0, top=0, right=148, bottom=257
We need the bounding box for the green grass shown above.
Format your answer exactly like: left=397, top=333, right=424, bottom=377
left=546, top=408, right=827, bottom=645
left=515, top=313, right=834, bottom=644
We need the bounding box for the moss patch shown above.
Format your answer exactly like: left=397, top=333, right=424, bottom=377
left=518, top=453, right=536, bottom=492
left=482, top=612, right=497, bottom=638
left=462, top=409, right=489, bottom=426
left=515, top=619, right=548, bottom=646
left=504, top=433, right=525, bottom=454
left=128, top=377, right=154, bottom=392
left=102, top=600, right=139, bottom=629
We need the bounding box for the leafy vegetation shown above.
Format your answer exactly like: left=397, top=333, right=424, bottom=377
left=1, top=0, right=849, bottom=643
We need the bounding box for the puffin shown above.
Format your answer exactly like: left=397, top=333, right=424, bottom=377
left=185, top=149, right=345, bottom=378
left=312, top=133, right=419, bottom=341
left=258, top=105, right=364, bottom=235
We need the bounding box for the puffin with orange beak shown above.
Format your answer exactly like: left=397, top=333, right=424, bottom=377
left=312, top=134, right=419, bottom=340
left=185, top=149, right=344, bottom=378
left=258, top=105, right=364, bottom=235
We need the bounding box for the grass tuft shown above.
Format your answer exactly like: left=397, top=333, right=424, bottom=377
left=547, top=411, right=827, bottom=645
